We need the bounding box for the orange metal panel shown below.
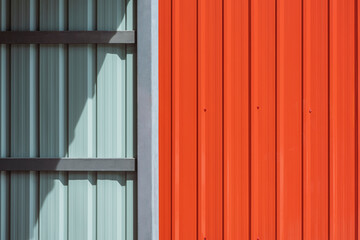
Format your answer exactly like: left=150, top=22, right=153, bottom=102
left=303, top=0, right=329, bottom=239
left=159, top=0, right=360, bottom=239
left=171, top=0, right=198, bottom=238
left=223, top=0, right=250, bottom=239
left=198, top=0, right=223, bottom=239
left=330, top=0, right=356, bottom=238
left=159, top=0, right=172, bottom=238
left=251, top=0, right=276, bottom=239
left=277, top=0, right=302, bottom=239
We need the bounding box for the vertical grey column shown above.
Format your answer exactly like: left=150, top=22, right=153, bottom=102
left=0, top=1, right=9, bottom=239
left=39, top=1, right=68, bottom=239
left=137, top=0, right=159, bottom=238
left=68, top=0, right=96, bottom=239
left=10, top=0, right=39, bottom=240
left=125, top=0, right=137, bottom=239
left=96, top=0, right=127, bottom=239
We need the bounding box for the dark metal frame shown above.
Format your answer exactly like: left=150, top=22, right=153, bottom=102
left=0, top=31, right=135, bottom=44
left=0, top=158, right=135, bottom=171
left=0, top=30, right=137, bottom=173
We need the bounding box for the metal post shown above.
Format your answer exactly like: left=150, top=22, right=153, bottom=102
left=137, top=0, right=159, bottom=238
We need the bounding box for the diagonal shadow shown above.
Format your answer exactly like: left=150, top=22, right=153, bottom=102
left=0, top=0, right=136, bottom=239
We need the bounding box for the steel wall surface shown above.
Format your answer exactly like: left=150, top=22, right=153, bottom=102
left=159, top=0, right=360, bottom=239
left=0, top=0, right=136, bottom=239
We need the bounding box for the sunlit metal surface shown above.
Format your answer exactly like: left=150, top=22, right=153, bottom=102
left=0, top=0, right=136, bottom=239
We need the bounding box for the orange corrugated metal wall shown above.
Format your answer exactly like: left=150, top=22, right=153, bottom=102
left=159, top=0, right=359, bottom=239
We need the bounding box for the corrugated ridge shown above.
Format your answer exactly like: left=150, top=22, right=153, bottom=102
left=0, top=0, right=136, bottom=239
left=160, top=0, right=360, bottom=239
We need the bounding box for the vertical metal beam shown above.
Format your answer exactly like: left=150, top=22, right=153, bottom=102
left=137, top=0, right=158, bottom=238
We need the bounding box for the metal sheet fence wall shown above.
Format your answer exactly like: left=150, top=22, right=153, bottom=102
left=0, top=0, right=136, bottom=239
left=159, top=0, right=359, bottom=239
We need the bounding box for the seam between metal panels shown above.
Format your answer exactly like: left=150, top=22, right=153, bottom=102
left=301, top=0, right=304, bottom=238
left=275, top=0, right=278, bottom=238
left=327, top=0, right=330, bottom=238
left=95, top=43, right=98, bottom=159
left=37, top=34, right=40, bottom=158
left=66, top=44, right=69, bottom=158
left=355, top=0, right=359, bottom=238
left=170, top=0, right=173, bottom=237
left=8, top=0, right=11, bottom=160
left=8, top=3, right=11, bottom=232
left=37, top=3, right=40, bottom=235
left=125, top=46, right=128, bottom=160
left=221, top=0, right=225, bottom=239
left=195, top=0, right=199, bottom=238
left=248, top=0, right=252, bottom=238
left=94, top=1, right=98, bottom=236
left=221, top=0, right=224, bottom=239
left=37, top=172, right=40, bottom=239
left=67, top=171, right=69, bottom=240
left=8, top=172, right=11, bottom=237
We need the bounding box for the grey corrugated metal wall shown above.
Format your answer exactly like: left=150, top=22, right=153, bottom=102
left=0, top=0, right=136, bottom=239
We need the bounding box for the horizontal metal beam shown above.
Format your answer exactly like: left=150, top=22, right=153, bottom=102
left=0, top=158, right=135, bottom=171
left=0, top=31, right=135, bottom=44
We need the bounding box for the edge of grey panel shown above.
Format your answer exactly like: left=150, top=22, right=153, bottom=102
left=0, top=31, right=135, bottom=44
left=0, top=158, right=135, bottom=171
left=137, top=0, right=159, bottom=238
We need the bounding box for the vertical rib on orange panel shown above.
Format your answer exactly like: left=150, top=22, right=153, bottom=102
left=358, top=0, right=360, bottom=237
left=251, top=0, right=276, bottom=239
left=159, top=0, right=172, bottom=238
left=198, top=0, right=223, bottom=238
left=329, top=0, right=356, bottom=238
left=277, top=0, right=302, bottom=238
left=303, top=0, right=329, bottom=239
left=223, top=0, right=250, bottom=238
left=172, top=0, right=198, bottom=238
